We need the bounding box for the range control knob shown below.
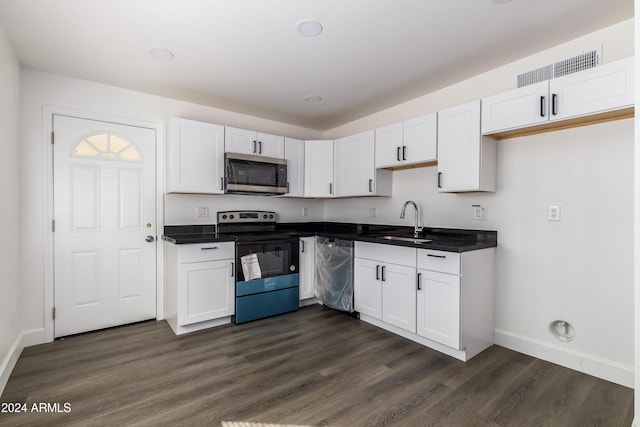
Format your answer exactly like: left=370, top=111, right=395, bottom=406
left=229, top=214, right=235, bottom=219
left=269, top=214, right=274, bottom=219
left=263, top=214, right=268, bottom=219
left=222, top=215, right=227, bottom=220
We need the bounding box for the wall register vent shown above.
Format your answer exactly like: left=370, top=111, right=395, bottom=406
left=517, top=48, right=601, bottom=88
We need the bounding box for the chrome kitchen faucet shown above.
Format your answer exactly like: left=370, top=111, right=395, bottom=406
left=400, top=200, right=423, bottom=238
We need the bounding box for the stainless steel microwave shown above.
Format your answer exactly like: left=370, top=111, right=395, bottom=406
left=224, top=153, right=288, bottom=195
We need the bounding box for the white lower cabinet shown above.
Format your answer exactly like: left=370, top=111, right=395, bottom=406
left=354, top=241, right=495, bottom=361
left=417, top=258, right=461, bottom=349
left=299, top=237, right=316, bottom=302
left=354, top=242, right=417, bottom=334
left=165, top=241, right=235, bottom=335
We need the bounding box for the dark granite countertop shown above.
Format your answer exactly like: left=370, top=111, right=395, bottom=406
left=163, top=222, right=497, bottom=253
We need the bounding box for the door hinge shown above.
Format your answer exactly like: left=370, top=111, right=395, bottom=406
left=51, top=131, right=54, bottom=145
left=51, top=219, right=55, bottom=232
left=52, top=307, right=56, bottom=320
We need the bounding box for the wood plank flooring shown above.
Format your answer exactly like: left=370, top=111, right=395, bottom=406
left=0, top=305, right=634, bottom=426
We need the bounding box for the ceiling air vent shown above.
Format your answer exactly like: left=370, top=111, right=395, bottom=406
left=517, top=48, right=601, bottom=88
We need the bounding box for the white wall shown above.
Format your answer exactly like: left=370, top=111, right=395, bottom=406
left=19, top=69, right=325, bottom=343
left=0, top=21, right=22, bottom=394
left=325, top=19, right=635, bottom=386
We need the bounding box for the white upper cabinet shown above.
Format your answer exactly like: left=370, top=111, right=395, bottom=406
left=550, top=56, right=634, bottom=120
left=437, top=100, right=496, bottom=193
left=375, top=113, right=437, bottom=168
left=304, top=140, right=334, bottom=198
left=282, top=137, right=304, bottom=197
left=335, top=130, right=391, bottom=197
left=482, top=57, right=634, bottom=135
left=167, top=117, right=225, bottom=194
left=224, top=126, right=285, bottom=158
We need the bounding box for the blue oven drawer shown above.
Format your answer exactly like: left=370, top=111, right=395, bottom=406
left=236, top=274, right=299, bottom=296
left=235, top=287, right=299, bottom=324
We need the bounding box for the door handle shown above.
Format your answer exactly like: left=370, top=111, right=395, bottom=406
left=258, top=141, right=262, bottom=154
left=437, top=172, right=442, bottom=188
left=376, top=265, right=380, bottom=280
left=301, top=239, right=305, bottom=253
left=402, top=146, right=407, bottom=161
left=368, top=179, right=373, bottom=193
left=540, top=96, right=546, bottom=117
left=145, top=235, right=155, bottom=242
left=551, top=94, right=558, bottom=116
left=253, top=140, right=257, bottom=153
left=220, top=177, right=224, bottom=191
left=417, top=272, right=422, bottom=290
left=329, top=183, right=333, bottom=195
left=230, top=262, right=234, bottom=277
left=381, top=265, right=386, bottom=282
left=397, top=146, right=401, bottom=162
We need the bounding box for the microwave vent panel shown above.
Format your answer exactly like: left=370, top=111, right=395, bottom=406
left=517, top=48, right=601, bottom=88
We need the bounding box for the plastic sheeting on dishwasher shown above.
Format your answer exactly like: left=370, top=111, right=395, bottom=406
left=315, top=237, right=354, bottom=312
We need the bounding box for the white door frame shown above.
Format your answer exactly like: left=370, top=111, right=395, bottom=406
left=43, top=105, right=165, bottom=342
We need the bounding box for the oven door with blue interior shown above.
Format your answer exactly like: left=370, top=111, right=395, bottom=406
left=235, top=237, right=299, bottom=324
left=225, top=152, right=288, bottom=195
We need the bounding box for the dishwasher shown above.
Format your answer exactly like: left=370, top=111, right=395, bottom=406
left=315, top=237, right=354, bottom=313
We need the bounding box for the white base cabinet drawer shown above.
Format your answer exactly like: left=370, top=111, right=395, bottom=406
left=178, top=242, right=235, bottom=263
left=417, top=249, right=460, bottom=275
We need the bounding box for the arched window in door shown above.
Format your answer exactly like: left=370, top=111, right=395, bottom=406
left=72, top=132, right=142, bottom=161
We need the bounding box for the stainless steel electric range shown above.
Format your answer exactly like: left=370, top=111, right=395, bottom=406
left=217, top=210, right=300, bottom=324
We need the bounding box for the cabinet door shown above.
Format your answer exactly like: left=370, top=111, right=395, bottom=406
left=354, top=258, right=382, bottom=320
left=437, top=100, right=495, bottom=192
left=375, top=122, right=403, bottom=168
left=283, top=138, right=304, bottom=197
left=481, top=81, right=549, bottom=134
left=168, top=118, right=225, bottom=194
left=417, top=269, right=460, bottom=349
left=381, top=263, right=417, bottom=333
left=178, top=260, right=234, bottom=325
left=224, top=126, right=257, bottom=155
left=334, top=130, right=375, bottom=197
left=299, top=237, right=316, bottom=300
left=550, top=57, right=633, bottom=121
left=257, top=132, right=285, bottom=158
left=403, top=113, right=437, bottom=164
left=304, top=140, right=334, bottom=197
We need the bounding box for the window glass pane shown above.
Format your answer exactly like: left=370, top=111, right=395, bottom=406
left=87, top=134, right=108, bottom=152
left=110, top=134, right=129, bottom=153
left=74, top=140, right=99, bottom=156
left=118, top=146, right=141, bottom=161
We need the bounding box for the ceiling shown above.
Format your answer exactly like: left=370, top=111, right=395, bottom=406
left=0, top=0, right=633, bottom=130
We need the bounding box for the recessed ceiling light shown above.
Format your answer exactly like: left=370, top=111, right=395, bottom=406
left=149, top=47, right=174, bottom=61
left=296, top=19, right=323, bottom=37
left=304, top=95, right=322, bottom=103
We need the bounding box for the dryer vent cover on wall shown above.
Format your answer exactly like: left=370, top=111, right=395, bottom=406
left=517, top=48, right=601, bottom=88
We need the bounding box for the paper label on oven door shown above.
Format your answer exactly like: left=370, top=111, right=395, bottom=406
left=241, top=253, right=262, bottom=281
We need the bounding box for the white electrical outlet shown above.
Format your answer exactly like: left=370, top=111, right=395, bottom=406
left=548, top=205, right=561, bottom=221
left=370, top=208, right=377, bottom=218
left=197, top=206, right=210, bottom=219
left=472, top=205, right=488, bottom=220
left=302, top=207, right=308, bottom=217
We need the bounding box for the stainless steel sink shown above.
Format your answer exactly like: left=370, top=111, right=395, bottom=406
left=377, top=235, right=433, bottom=244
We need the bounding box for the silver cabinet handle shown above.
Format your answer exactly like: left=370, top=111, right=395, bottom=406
left=201, top=246, right=219, bottom=250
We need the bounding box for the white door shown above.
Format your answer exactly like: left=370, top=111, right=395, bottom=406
left=304, top=140, right=334, bottom=197
left=382, top=263, right=417, bottom=333
left=353, top=258, right=382, bottom=320
left=53, top=114, right=157, bottom=337
left=417, top=269, right=461, bottom=349
left=334, top=130, right=375, bottom=197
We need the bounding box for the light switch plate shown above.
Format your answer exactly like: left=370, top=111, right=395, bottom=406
left=548, top=205, right=560, bottom=221
left=197, top=206, right=210, bottom=218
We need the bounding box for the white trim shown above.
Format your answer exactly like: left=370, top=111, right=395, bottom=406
left=42, top=105, right=165, bottom=343
left=495, top=328, right=634, bottom=388
left=0, top=333, right=23, bottom=396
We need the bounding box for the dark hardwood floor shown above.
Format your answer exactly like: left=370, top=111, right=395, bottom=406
left=0, top=305, right=634, bottom=426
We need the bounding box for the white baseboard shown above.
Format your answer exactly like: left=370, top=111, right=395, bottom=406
left=0, top=333, right=24, bottom=397
left=21, top=328, right=47, bottom=347
left=494, top=329, right=634, bottom=388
